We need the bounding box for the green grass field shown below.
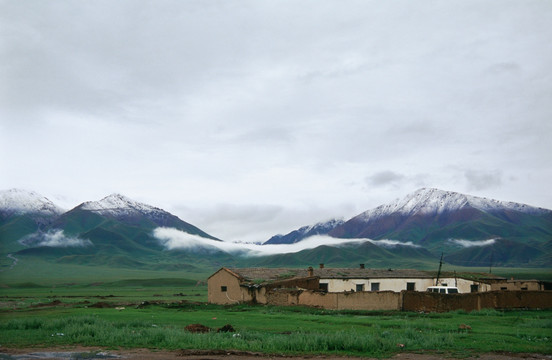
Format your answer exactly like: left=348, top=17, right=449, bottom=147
left=1, top=277, right=551, bottom=358
left=2, top=259, right=552, bottom=357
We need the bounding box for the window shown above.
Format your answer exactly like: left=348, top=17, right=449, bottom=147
left=406, top=282, right=415, bottom=291
left=441, top=283, right=447, bottom=286
left=356, top=284, right=365, bottom=292
left=371, top=282, right=380, bottom=291
left=319, top=283, right=328, bottom=292
left=439, top=288, right=446, bottom=294
left=500, top=287, right=507, bottom=291
left=521, top=287, right=528, bottom=291
left=221, top=286, right=227, bottom=292
left=470, top=284, right=479, bottom=293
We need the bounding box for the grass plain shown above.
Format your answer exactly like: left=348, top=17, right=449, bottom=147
left=2, top=257, right=552, bottom=357
left=1, top=274, right=552, bottom=358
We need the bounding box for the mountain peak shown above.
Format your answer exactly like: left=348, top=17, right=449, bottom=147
left=358, top=188, right=548, bottom=221
left=0, top=188, right=65, bottom=217
left=80, top=193, right=161, bottom=217
left=264, top=218, right=345, bottom=245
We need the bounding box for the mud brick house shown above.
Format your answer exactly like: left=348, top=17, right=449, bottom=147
left=208, top=267, right=319, bottom=305
left=207, top=265, right=495, bottom=305
left=490, top=278, right=552, bottom=291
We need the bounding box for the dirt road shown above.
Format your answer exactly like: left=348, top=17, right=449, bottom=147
left=1, top=347, right=550, bottom=360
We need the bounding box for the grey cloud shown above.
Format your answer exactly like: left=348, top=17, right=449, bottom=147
left=366, top=171, right=405, bottom=187
left=465, top=170, right=502, bottom=191
left=2, top=1, right=552, bottom=242
left=200, top=204, right=284, bottom=224
left=486, top=62, right=522, bottom=76
left=229, top=126, right=295, bottom=145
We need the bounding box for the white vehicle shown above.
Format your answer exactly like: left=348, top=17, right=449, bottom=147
left=427, top=286, right=459, bottom=294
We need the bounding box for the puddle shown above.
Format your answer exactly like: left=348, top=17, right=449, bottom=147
left=0, top=352, right=121, bottom=360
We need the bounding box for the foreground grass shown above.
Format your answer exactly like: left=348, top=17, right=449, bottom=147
left=1, top=275, right=551, bottom=357
left=1, top=301, right=551, bottom=357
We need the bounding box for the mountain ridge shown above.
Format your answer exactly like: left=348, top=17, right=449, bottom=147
left=1, top=187, right=550, bottom=269
left=355, top=188, right=548, bottom=221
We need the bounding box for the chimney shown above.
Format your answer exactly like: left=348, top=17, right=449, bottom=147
left=308, top=266, right=314, bottom=277
left=360, top=264, right=365, bottom=269
left=319, top=263, right=324, bottom=269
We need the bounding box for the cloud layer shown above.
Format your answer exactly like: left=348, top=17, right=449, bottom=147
left=153, top=227, right=418, bottom=256
left=448, top=239, right=497, bottom=248
left=20, top=230, right=92, bottom=248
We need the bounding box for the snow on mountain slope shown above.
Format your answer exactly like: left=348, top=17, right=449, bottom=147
left=76, top=193, right=219, bottom=240
left=294, top=219, right=346, bottom=237
left=356, top=188, right=549, bottom=222
left=264, top=219, right=345, bottom=245
left=0, top=189, right=64, bottom=217
left=80, top=193, right=166, bottom=218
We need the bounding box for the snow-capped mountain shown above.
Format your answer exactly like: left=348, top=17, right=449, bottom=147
left=62, top=193, right=219, bottom=240
left=328, top=188, right=551, bottom=266
left=1, top=190, right=220, bottom=259
left=355, top=188, right=548, bottom=222
left=264, top=219, right=345, bottom=245
left=80, top=193, right=169, bottom=220
left=0, top=189, right=64, bottom=219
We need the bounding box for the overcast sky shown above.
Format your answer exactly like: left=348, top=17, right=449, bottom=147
left=1, top=0, right=551, bottom=243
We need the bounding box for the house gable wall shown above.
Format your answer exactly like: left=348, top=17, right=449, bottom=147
left=208, top=269, right=252, bottom=304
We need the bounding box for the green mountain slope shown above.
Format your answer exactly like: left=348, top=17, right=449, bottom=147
left=0, top=215, right=39, bottom=253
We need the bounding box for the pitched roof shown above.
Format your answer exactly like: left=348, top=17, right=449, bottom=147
left=227, top=267, right=436, bottom=283
left=227, top=268, right=306, bottom=283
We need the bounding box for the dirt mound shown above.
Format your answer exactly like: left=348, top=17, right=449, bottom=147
left=90, top=302, right=113, bottom=308
left=30, top=300, right=63, bottom=308
left=217, top=324, right=235, bottom=333
left=185, top=324, right=211, bottom=333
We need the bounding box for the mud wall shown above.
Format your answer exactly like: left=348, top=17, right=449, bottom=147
left=402, top=291, right=481, bottom=312
left=335, top=291, right=401, bottom=310
left=208, top=270, right=251, bottom=305
left=298, top=290, right=339, bottom=309
left=265, top=289, right=552, bottom=311
left=266, top=290, right=402, bottom=310
left=402, top=291, right=552, bottom=312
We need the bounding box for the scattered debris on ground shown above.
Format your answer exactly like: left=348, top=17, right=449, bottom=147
left=217, top=324, right=235, bottom=333
left=185, top=323, right=212, bottom=333
left=30, top=300, right=63, bottom=308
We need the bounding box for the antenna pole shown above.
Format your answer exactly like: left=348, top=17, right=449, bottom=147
left=435, top=253, right=443, bottom=286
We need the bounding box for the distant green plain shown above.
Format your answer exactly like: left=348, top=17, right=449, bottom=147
left=3, top=254, right=552, bottom=288
left=1, top=259, right=552, bottom=357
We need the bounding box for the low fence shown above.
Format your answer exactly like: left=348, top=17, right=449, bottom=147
left=265, top=288, right=552, bottom=312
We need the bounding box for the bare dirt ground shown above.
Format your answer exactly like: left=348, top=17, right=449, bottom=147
left=1, top=347, right=551, bottom=360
